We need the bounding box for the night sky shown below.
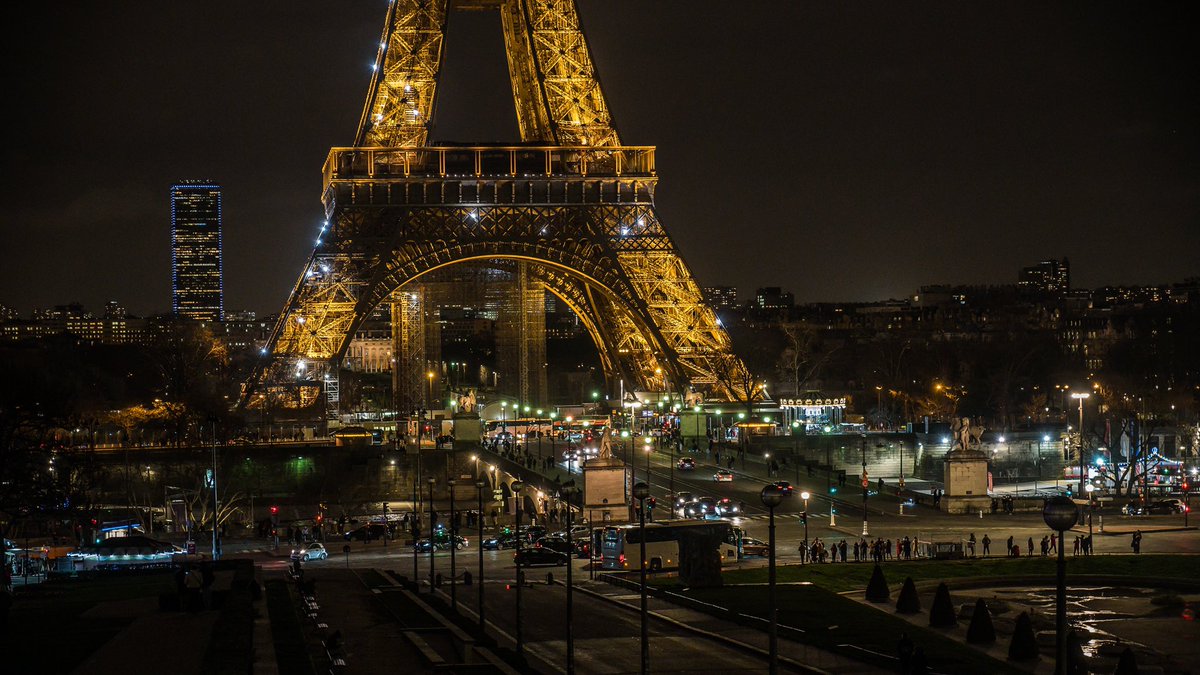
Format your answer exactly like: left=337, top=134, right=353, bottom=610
left=4, top=1, right=1197, bottom=317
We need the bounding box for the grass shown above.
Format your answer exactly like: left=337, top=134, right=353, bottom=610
left=0, top=572, right=175, bottom=672
left=676, top=583, right=1025, bottom=674
left=654, top=554, right=1196, bottom=593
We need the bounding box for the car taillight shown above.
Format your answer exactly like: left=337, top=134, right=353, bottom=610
left=619, top=554, right=626, bottom=565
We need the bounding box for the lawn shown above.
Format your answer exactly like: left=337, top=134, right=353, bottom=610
left=662, top=554, right=1195, bottom=593
left=677, top=583, right=1026, bottom=674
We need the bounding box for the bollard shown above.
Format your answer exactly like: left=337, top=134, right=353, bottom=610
left=546, top=571, right=554, bottom=585
left=1099, top=515, right=1104, bottom=533
left=899, top=503, right=904, bottom=515
left=829, top=510, right=837, bottom=527
left=980, top=509, right=984, bottom=519
left=463, top=571, right=473, bottom=586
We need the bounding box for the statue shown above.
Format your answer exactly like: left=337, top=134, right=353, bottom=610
left=950, top=417, right=985, bottom=453
left=456, top=389, right=477, bottom=413
left=684, top=390, right=703, bottom=407
left=597, top=426, right=614, bottom=460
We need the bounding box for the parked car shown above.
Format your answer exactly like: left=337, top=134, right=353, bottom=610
left=713, top=469, right=734, bottom=482
left=515, top=547, right=568, bottom=566
left=290, top=542, right=329, bottom=561
left=677, top=457, right=696, bottom=471
left=739, top=537, right=769, bottom=557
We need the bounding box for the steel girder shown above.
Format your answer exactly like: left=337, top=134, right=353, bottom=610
left=246, top=0, right=751, bottom=407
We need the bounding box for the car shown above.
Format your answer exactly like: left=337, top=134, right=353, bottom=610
left=677, top=457, right=696, bottom=471
left=573, top=540, right=591, bottom=558
left=515, top=547, right=568, bottom=566
left=740, top=537, right=769, bottom=557
left=685, top=497, right=719, bottom=519
left=518, top=525, right=548, bottom=543
left=534, top=535, right=573, bottom=554
left=714, top=497, right=740, bottom=517
left=290, top=542, right=329, bottom=561
left=1148, top=499, right=1188, bottom=515
left=552, top=525, right=591, bottom=540
left=482, top=535, right=519, bottom=550
left=772, top=481, right=794, bottom=495
left=713, top=469, right=734, bottom=482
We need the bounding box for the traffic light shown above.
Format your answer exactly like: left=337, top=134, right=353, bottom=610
left=648, top=497, right=657, bottom=510
left=269, top=505, right=279, bottom=515
left=799, top=512, right=807, bottom=524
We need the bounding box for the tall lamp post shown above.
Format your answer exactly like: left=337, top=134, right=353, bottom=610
left=800, top=491, right=810, bottom=565
left=427, top=477, right=436, bottom=591
left=561, top=482, right=578, bottom=675
left=1043, top=496, right=1080, bottom=675
left=860, top=433, right=869, bottom=536
left=512, top=480, right=525, bottom=659
left=448, top=479, right=457, bottom=611
left=1084, top=483, right=1095, bottom=540
left=632, top=481, right=650, bottom=675
left=761, top=485, right=783, bottom=675
left=1072, top=392, right=1090, bottom=498
left=474, top=479, right=486, bottom=631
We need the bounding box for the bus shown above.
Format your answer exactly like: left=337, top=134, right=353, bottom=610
left=600, top=519, right=739, bottom=572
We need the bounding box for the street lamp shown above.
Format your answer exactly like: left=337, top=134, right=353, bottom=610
left=1071, top=393, right=1090, bottom=498
left=860, top=433, right=869, bottom=537
left=1043, top=496, right=1080, bottom=675
left=1085, top=483, right=1095, bottom=540
left=561, top=482, right=579, bottom=675
left=448, top=479, right=457, bottom=611
left=632, top=481, right=650, bottom=675
left=474, top=479, right=486, bottom=631
left=427, top=477, right=436, bottom=591
left=426, top=371, right=435, bottom=412
left=761, top=484, right=783, bottom=675
left=512, top=480, right=525, bottom=659
left=800, top=491, right=811, bottom=565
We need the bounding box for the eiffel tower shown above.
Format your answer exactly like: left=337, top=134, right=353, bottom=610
left=250, top=0, right=749, bottom=415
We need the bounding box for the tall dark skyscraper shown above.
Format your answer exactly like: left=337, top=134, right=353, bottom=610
left=170, top=181, right=223, bottom=321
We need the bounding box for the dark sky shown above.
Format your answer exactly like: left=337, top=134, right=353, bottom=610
left=4, top=1, right=1197, bottom=316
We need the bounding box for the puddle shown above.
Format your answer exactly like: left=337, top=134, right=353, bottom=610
left=969, top=585, right=1198, bottom=669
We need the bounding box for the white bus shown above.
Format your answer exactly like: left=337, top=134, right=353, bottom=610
left=600, top=520, right=739, bottom=572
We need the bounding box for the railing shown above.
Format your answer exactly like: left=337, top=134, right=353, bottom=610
left=322, top=145, right=656, bottom=190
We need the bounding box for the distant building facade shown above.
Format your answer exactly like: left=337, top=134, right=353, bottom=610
left=1018, top=257, right=1070, bottom=295
left=171, top=181, right=224, bottom=321
left=702, top=286, right=739, bottom=311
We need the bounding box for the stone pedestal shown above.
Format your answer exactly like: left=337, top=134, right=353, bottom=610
left=452, top=413, right=484, bottom=447
left=583, top=455, right=630, bottom=524
left=942, top=451, right=991, bottom=514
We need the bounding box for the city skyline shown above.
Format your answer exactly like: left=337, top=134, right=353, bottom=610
left=4, top=2, right=1197, bottom=317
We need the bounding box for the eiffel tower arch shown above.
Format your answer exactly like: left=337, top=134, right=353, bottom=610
left=249, top=0, right=750, bottom=412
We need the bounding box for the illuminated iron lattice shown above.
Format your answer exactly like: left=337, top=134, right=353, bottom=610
left=249, top=0, right=750, bottom=407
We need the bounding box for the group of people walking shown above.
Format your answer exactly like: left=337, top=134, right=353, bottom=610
left=798, top=535, right=919, bottom=563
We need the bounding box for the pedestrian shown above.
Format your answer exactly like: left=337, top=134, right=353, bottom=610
left=840, top=539, right=847, bottom=562
left=1050, top=533, right=1057, bottom=554
left=1073, top=535, right=1081, bottom=555
left=982, top=534, right=990, bottom=556
left=1040, top=536, right=1049, bottom=556
left=1131, top=530, right=1142, bottom=554
left=1006, top=535, right=1014, bottom=557
left=1027, top=536, right=1034, bottom=557
left=1085, top=534, right=1094, bottom=555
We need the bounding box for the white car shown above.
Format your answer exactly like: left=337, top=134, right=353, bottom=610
left=713, top=469, right=734, bottom=482
left=290, top=542, right=329, bottom=561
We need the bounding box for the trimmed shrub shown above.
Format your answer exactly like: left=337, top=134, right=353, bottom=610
left=865, top=564, right=890, bottom=603
left=966, top=597, right=996, bottom=644
left=1007, top=611, right=1039, bottom=661
left=896, top=577, right=921, bottom=614
left=929, top=582, right=957, bottom=628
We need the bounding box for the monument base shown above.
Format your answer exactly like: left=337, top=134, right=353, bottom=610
left=943, top=451, right=990, bottom=513
left=452, top=413, right=484, bottom=446
left=583, top=456, right=630, bottom=524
